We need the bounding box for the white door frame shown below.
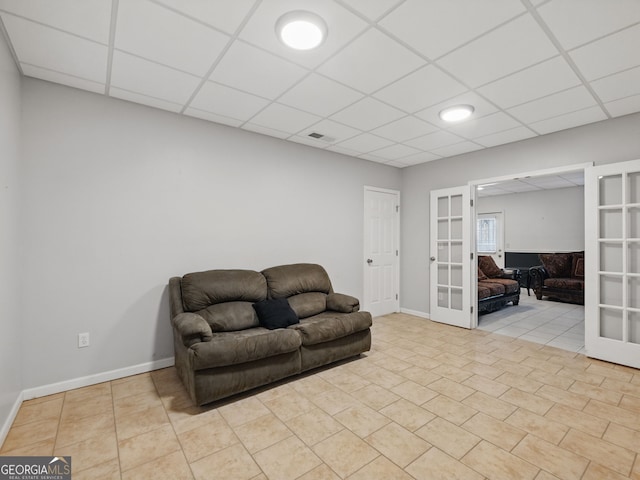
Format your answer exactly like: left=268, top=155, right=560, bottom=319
left=363, top=186, right=400, bottom=315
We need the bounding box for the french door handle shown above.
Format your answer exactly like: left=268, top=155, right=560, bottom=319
left=430, top=256, right=436, bottom=261
left=366, top=258, right=373, bottom=264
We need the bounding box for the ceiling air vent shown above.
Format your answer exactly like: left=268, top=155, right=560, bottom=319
left=308, top=132, right=336, bottom=143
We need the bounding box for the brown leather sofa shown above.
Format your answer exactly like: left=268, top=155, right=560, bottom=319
left=478, top=256, right=521, bottom=313
left=168, top=263, right=372, bottom=405
left=529, top=252, right=584, bottom=305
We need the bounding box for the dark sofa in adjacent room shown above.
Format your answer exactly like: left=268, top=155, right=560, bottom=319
left=477, top=255, right=521, bottom=314
left=529, top=252, right=584, bottom=305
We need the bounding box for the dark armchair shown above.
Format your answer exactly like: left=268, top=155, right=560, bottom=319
left=529, top=252, right=584, bottom=305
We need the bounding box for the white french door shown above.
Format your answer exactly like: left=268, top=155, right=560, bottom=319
left=585, top=159, right=640, bottom=368
left=363, top=187, right=400, bottom=317
left=430, top=186, right=473, bottom=328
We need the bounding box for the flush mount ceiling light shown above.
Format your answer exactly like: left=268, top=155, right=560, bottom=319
left=439, top=104, right=475, bottom=123
left=275, top=11, right=327, bottom=50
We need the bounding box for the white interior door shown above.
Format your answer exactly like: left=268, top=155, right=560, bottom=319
left=430, top=186, right=473, bottom=328
left=585, top=159, right=640, bottom=369
left=363, top=187, right=400, bottom=317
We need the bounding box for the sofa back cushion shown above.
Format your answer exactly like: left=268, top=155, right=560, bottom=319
left=181, top=269, right=267, bottom=312
left=288, top=292, right=328, bottom=319
left=262, top=263, right=333, bottom=298
left=478, top=256, right=502, bottom=278
left=197, top=301, right=259, bottom=332
left=571, top=252, right=584, bottom=279
left=539, top=253, right=572, bottom=278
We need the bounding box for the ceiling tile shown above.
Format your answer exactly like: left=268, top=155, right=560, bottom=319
left=507, top=86, right=597, bottom=124
left=429, top=141, right=483, bottom=158
left=436, top=14, right=558, bottom=88
left=369, top=143, right=422, bottom=160
left=406, top=130, right=466, bottom=151
left=0, top=0, right=111, bottom=43
left=570, top=24, right=640, bottom=80
left=358, top=153, right=389, bottom=163
left=242, top=123, right=290, bottom=139
left=478, top=56, right=581, bottom=109
left=415, top=92, right=498, bottom=128
left=109, top=87, right=183, bottom=113
left=248, top=103, right=321, bottom=134
left=288, top=135, right=331, bottom=148
left=591, top=66, right=640, bottom=103
left=110, top=51, right=200, bottom=105
left=336, top=133, right=394, bottom=153
left=238, top=0, right=368, bottom=69
left=1, top=14, right=107, bottom=83
left=474, top=126, right=537, bottom=148
left=447, top=112, right=522, bottom=139
left=278, top=73, right=363, bottom=117
left=371, top=116, right=438, bottom=142
left=385, top=160, right=408, bottom=168
left=318, top=28, right=424, bottom=94
left=183, top=108, right=244, bottom=128
left=20, top=64, right=104, bottom=94
left=209, top=41, right=308, bottom=99
left=400, top=152, right=442, bottom=165
left=537, top=0, right=640, bottom=50
left=298, top=119, right=361, bottom=144
left=153, top=0, right=256, bottom=34
left=115, top=0, right=230, bottom=77
left=339, top=0, right=403, bottom=21
left=378, top=0, right=525, bottom=59
left=190, top=82, right=270, bottom=121
left=330, top=97, right=405, bottom=131
left=529, top=105, right=607, bottom=134
left=374, top=65, right=467, bottom=113
left=326, top=144, right=362, bottom=157
left=604, top=94, right=640, bottom=118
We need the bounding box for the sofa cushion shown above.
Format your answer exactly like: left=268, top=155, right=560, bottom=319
left=478, top=267, right=488, bottom=281
left=182, top=269, right=267, bottom=312
left=478, top=281, right=505, bottom=296
left=544, top=278, right=584, bottom=291
left=478, top=284, right=492, bottom=300
left=198, top=301, right=258, bottom=332
left=289, top=311, right=372, bottom=346
left=539, top=253, right=572, bottom=278
left=262, top=263, right=332, bottom=298
left=190, top=328, right=302, bottom=370
left=571, top=252, right=584, bottom=279
left=478, top=256, right=503, bottom=278
left=253, top=298, right=299, bottom=330
left=287, top=292, right=327, bottom=319
left=482, top=278, right=519, bottom=294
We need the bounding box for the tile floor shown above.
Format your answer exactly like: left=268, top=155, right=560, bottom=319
left=478, top=289, right=586, bottom=354
left=2, top=312, right=640, bottom=479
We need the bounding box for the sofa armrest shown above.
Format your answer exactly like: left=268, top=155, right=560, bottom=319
left=528, top=266, right=548, bottom=288
left=327, top=293, right=360, bottom=313
left=172, top=312, right=213, bottom=347
left=500, top=268, right=521, bottom=281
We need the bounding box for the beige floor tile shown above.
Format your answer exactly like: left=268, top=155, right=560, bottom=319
left=632, top=455, right=640, bottom=480
left=390, top=380, right=438, bottom=405
left=253, top=435, right=321, bottom=480
left=309, top=387, right=359, bottom=416
left=323, top=370, right=371, bottom=393
left=406, top=447, right=483, bottom=480
left=603, top=422, right=640, bottom=452
left=462, top=391, right=517, bottom=420
left=13, top=397, right=63, bottom=426
left=285, top=408, right=343, bottom=446
left=121, top=450, right=193, bottom=480
left=64, top=382, right=112, bottom=403
left=347, top=456, right=414, bottom=480
left=422, top=395, right=477, bottom=425
left=568, top=380, right=623, bottom=405
left=177, top=415, right=238, bottom=462
left=56, top=411, right=115, bottom=448
left=431, top=364, right=473, bottom=383
left=115, top=404, right=170, bottom=440
left=462, top=412, right=526, bottom=451
left=372, top=355, right=412, bottom=373
left=586, top=363, right=634, bottom=382
left=60, top=392, right=114, bottom=422
left=556, top=366, right=605, bottom=386
left=21, top=392, right=65, bottom=407
left=261, top=390, right=315, bottom=422
left=582, top=462, right=630, bottom=480
left=334, top=404, right=390, bottom=438
left=151, top=368, right=186, bottom=397
left=620, top=393, right=640, bottom=413
left=165, top=403, right=217, bottom=435
left=218, top=396, right=270, bottom=427
left=353, top=383, right=400, bottom=410
left=536, top=384, right=589, bottom=410
left=500, top=387, right=554, bottom=416
left=584, top=399, right=640, bottom=430
left=313, top=429, right=379, bottom=478
left=462, top=361, right=503, bottom=379
left=233, top=413, right=292, bottom=454
left=505, top=408, right=568, bottom=445
left=434, top=352, right=473, bottom=368
left=73, top=459, right=121, bottom=480
left=365, top=422, right=430, bottom=468
left=190, top=443, right=261, bottom=480
left=527, top=368, right=575, bottom=389
left=560, top=428, right=635, bottom=476
left=297, top=464, right=340, bottom=480
left=495, top=371, right=543, bottom=393
left=1, top=418, right=59, bottom=452
left=544, top=403, right=609, bottom=437
left=0, top=438, right=55, bottom=456
left=54, top=431, right=118, bottom=473
left=379, top=399, right=435, bottom=432
left=118, top=424, right=181, bottom=472
left=462, top=440, right=539, bottom=480
left=396, top=365, right=441, bottom=386
left=427, top=377, right=475, bottom=401
left=462, top=374, right=510, bottom=397
left=521, top=357, right=562, bottom=374
left=114, top=389, right=164, bottom=418
left=534, top=471, right=562, bottom=480
left=512, top=434, right=589, bottom=480
left=362, top=367, right=406, bottom=389
left=493, top=358, right=534, bottom=377
left=601, top=377, right=640, bottom=397
left=112, top=373, right=158, bottom=399
left=415, top=417, right=480, bottom=459
left=289, top=375, right=335, bottom=398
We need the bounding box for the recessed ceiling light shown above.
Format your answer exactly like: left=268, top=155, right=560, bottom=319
left=439, top=104, right=475, bottom=123
left=275, top=11, right=327, bottom=50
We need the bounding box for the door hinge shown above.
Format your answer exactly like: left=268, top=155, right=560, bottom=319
left=471, top=306, right=474, bottom=313
left=395, top=205, right=399, bottom=212
left=396, top=294, right=398, bottom=300
left=396, top=250, right=399, bottom=256
left=470, top=199, right=474, bottom=207
left=470, top=252, right=474, bottom=260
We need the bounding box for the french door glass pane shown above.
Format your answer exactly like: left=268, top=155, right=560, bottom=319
left=451, top=218, right=462, bottom=240
left=438, top=286, right=448, bottom=308
left=629, top=277, right=640, bottom=309
left=630, top=311, right=640, bottom=344
left=629, top=207, right=640, bottom=238
left=600, top=308, right=623, bottom=340
left=630, top=242, right=640, bottom=273
left=438, top=197, right=448, bottom=217
left=599, top=174, right=622, bottom=206
left=600, top=209, right=622, bottom=239
left=600, top=275, right=623, bottom=306
left=451, top=195, right=462, bottom=216
left=451, top=288, right=462, bottom=310
left=438, top=219, right=448, bottom=240
left=438, top=265, right=448, bottom=285
left=451, top=242, right=462, bottom=263
left=451, top=265, right=462, bottom=287
left=629, top=172, right=640, bottom=203
left=600, top=242, right=622, bottom=272
left=437, top=242, right=449, bottom=262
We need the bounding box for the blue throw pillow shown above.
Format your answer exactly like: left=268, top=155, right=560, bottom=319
left=253, top=298, right=299, bottom=330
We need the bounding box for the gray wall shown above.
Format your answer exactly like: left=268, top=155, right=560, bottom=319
left=19, top=78, right=401, bottom=389
left=400, top=112, right=640, bottom=315
left=477, top=186, right=584, bottom=253
left=0, top=33, right=22, bottom=433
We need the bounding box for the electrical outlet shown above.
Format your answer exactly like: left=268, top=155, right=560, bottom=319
left=78, top=332, right=90, bottom=348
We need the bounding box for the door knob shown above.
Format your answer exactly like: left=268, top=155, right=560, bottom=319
left=367, top=258, right=373, bottom=264
left=430, top=256, right=436, bottom=261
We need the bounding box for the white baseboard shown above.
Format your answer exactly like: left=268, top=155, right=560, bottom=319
left=400, top=308, right=430, bottom=319
left=0, top=391, right=24, bottom=448
left=22, top=357, right=174, bottom=401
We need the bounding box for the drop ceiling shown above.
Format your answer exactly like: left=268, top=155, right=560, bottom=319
left=1, top=0, right=639, bottom=168
left=477, top=171, right=584, bottom=197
